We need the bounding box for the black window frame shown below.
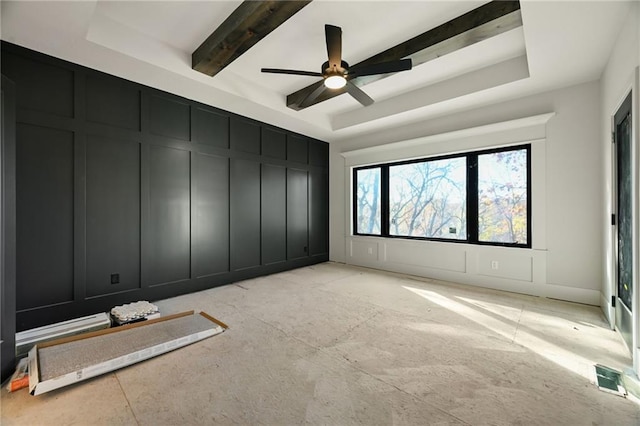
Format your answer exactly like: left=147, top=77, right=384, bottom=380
left=352, top=144, right=532, bottom=248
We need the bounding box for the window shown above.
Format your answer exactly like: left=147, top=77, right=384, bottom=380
left=389, top=157, right=466, bottom=239
left=477, top=149, right=528, bottom=245
left=353, top=145, right=531, bottom=248
left=354, top=167, right=381, bottom=235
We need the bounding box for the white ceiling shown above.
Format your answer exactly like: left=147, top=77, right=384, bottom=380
left=0, top=1, right=631, bottom=143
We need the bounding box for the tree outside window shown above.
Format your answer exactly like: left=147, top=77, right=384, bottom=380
left=355, top=167, right=381, bottom=234
left=478, top=149, right=528, bottom=244
left=389, top=158, right=466, bottom=239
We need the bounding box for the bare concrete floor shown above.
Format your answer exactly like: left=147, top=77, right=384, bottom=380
left=2, top=262, right=639, bottom=425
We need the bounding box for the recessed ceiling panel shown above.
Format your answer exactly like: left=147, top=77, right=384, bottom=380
left=95, top=1, right=242, bottom=52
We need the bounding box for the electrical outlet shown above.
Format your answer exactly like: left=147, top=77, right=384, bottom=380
left=491, top=261, right=499, bottom=270
left=110, top=273, right=120, bottom=284
left=367, top=247, right=373, bottom=255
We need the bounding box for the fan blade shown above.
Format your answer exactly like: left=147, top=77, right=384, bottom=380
left=349, top=59, right=412, bottom=77
left=346, top=81, right=374, bottom=107
left=325, top=24, right=342, bottom=68
left=261, top=68, right=323, bottom=77
left=299, top=81, right=327, bottom=108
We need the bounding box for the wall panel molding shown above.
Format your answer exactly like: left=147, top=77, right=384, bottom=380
left=2, top=42, right=329, bottom=331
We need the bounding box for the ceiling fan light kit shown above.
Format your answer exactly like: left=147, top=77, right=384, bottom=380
left=262, top=24, right=412, bottom=108
left=324, top=75, right=346, bottom=89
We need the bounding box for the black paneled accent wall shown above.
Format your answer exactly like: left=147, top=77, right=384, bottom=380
left=2, top=42, right=329, bottom=331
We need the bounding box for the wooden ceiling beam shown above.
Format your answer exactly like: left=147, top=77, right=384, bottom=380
left=192, top=0, right=312, bottom=77
left=287, top=0, right=522, bottom=110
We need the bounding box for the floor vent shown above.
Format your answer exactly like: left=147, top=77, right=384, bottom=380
left=595, top=364, right=626, bottom=397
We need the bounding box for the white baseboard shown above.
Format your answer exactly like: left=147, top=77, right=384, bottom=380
left=600, top=292, right=615, bottom=327
left=346, top=257, right=601, bottom=306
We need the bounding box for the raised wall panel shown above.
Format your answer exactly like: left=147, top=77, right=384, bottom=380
left=149, top=94, right=190, bottom=141
left=86, top=75, right=140, bottom=131
left=1, top=75, right=17, bottom=383
left=16, top=124, right=74, bottom=310
left=86, top=136, right=140, bottom=297
left=477, top=251, right=533, bottom=282
left=309, top=170, right=328, bottom=256
left=193, top=107, right=229, bottom=149
left=309, top=140, right=329, bottom=167
left=287, top=168, right=308, bottom=260
left=230, top=159, right=261, bottom=270
left=287, top=134, right=308, bottom=164
left=261, top=165, right=286, bottom=264
left=385, top=240, right=466, bottom=273
left=230, top=117, right=260, bottom=154
left=194, top=153, right=229, bottom=277
left=148, top=146, right=191, bottom=285
left=350, top=240, right=379, bottom=261
left=2, top=52, right=73, bottom=117
left=262, top=128, right=286, bottom=160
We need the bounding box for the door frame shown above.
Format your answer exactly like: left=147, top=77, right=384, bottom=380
left=610, top=67, right=640, bottom=376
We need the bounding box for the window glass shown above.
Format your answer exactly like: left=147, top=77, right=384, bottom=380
left=478, top=149, right=528, bottom=244
left=355, top=168, right=381, bottom=234
left=389, top=157, right=466, bottom=239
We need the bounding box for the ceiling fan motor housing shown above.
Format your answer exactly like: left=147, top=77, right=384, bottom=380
left=322, top=60, right=349, bottom=77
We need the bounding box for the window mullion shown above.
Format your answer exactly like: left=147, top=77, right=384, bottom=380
left=526, top=146, right=532, bottom=247
left=381, top=165, right=390, bottom=237
left=467, top=154, right=479, bottom=243
left=352, top=169, right=358, bottom=236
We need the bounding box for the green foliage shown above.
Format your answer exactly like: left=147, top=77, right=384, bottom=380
left=478, top=150, right=527, bottom=244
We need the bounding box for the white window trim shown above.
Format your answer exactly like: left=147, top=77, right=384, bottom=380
left=342, top=112, right=554, bottom=251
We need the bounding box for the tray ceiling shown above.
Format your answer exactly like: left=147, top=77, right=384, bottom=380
left=0, top=1, right=631, bottom=143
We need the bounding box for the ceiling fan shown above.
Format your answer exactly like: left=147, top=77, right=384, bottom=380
left=261, top=24, right=412, bottom=108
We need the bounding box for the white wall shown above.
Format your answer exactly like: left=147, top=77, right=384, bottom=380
left=600, top=1, right=640, bottom=325
left=599, top=1, right=640, bottom=374
left=330, top=80, right=603, bottom=305
left=329, top=142, right=347, bottom=262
